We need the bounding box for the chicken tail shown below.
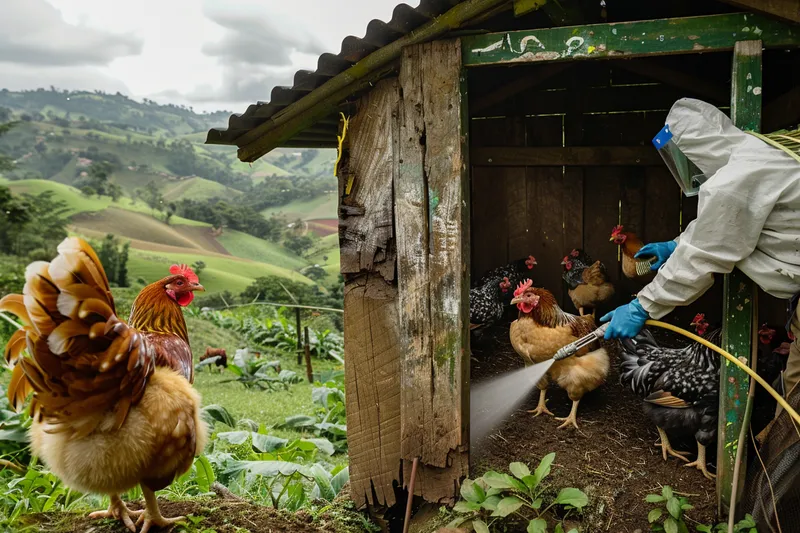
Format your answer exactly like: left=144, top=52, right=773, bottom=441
left=0, top=238, right=154, bottom=432
left=618, top=328, right=660, bottom=396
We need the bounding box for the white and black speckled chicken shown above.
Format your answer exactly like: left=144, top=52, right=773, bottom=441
left=619, top=314, right=721, bottom=479
left=470, top=256, right=537, bottom=333
left=561, top=248, right=614, bottom=316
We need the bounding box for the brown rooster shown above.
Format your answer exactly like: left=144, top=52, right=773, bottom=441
left=610, top=225, right=656, bottom=282
left=0, top=237, right=207, bottom=532
left=509, top=280, right=610, bottom=429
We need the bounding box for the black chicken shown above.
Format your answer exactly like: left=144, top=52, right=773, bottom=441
left=619, top=315, right=721, bottom=479
left=561, top=248, right=614, bottom=316
left=470, top=256, right=537, bottom=333
left=560, top=249, right=595, bottom=291
left=474, top=255, right=537, bottom=291
left=752, top=324, right=791, bottom=439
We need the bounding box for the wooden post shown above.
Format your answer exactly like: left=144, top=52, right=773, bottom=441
left=304, top=326, right=313, bottom=383
left=396, top=39, right=470, bottom=503
left=717, top=39, right=762, bottom=516
left=296, top=307, right=303, bottom=366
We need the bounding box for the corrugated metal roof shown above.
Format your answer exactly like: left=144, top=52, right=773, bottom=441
left=205, top=0, right=481, bottom=152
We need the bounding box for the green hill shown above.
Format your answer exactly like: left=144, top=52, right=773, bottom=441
left=0, top=89, right=342, bottom=298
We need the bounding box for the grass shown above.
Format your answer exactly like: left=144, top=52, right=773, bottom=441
left=161, top=176, right=242, bottom=202
left=217, top=230, right=309, bottom=271
left=261, top=194, right=337, bottom=221
left=127, top=248, right=313, bottom=294
left=186, top=316, right=347, bottom=465
left=308, top=234, right=341, bottom=282
left=6, top=179, right=207, bottom=225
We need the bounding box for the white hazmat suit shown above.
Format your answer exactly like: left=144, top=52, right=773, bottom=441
left=636, top=98, right=800, bottom=393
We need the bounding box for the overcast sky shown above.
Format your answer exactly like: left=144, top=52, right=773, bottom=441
left=0, top=0, right=414, bottom=113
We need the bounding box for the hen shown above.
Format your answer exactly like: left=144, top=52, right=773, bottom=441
left=0, top=237, right=207, bottom=532
left=470, top=256, right=537, bottom=333
left=610, top=225, right=656, bottom=282
left=561, top=249, right=615, bottom=317
left=509, top=280, right=610, bottom=429
left=619, top=314, right=720, bottom=479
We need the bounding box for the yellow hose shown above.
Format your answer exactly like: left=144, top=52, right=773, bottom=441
left=645, top=319, right=800, bottom=427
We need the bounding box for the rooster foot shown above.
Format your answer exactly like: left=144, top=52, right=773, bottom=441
left=555, top=400, right=580, bottom=430
left=136, top=513, right=185, bottom=533
left=89, top=494, right=143, bottom=532
left=655, top=427, right=690, bottom=462
left=528, top=405, right=554, bottom=417
left=684, top=443, right=715, bottom=480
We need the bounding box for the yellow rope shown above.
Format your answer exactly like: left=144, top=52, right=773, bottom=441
left=645, top=319, right=800, bottom=427
left=334, top=112, right=350, bottom=179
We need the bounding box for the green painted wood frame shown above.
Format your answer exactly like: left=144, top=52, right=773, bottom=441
left=461, top=12, right=799, bottom=66
left=461, top=12, right=800, bottom=513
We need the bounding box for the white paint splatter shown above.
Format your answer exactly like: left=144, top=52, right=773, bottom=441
left=612, top=28, right=617, bottom=35
left=753, top=87, right=762, bottom=95
left=471, top=39, right=503, bottom=54
left=520, top=35, right=545, bottom=51
left=747, top=73, right=752, bottom=80
left=754, top=27, right=763, bottom=35
left=565, top=36, right=584, bottom=54
left=743, top=27, right=751, bottom=32
left=747, top=85, right=753, bottom=93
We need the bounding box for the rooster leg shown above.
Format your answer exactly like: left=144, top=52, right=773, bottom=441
left=136, top=485, right=185, bottom=533
left=527, top=389, right=554, bottom=417
left=684, top=442, right=716, bottom=480
left=88, top=494, right=143, bottom=532
left=555, top=400, right=580, bottom=430
left=655, top=427, right=690, bottom=462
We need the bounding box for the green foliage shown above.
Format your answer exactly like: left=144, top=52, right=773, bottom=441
left=283, top=233, right=316, bottom=256
left=219, top=349, right=302, bottom=391
left=241, top=275, right=342, bottom=310
left=450, top=454, right=586, bottom=533
left=0, top=186, right=69, bottom=259
left=645, top=487, right=759, bottom=533
left=279, top=381, right=347, bottom=453
left=95, top=234, right=131, bottom=287
left=174, top=198, right=284, bottom=242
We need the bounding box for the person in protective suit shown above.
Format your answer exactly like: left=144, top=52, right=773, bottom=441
left=601, top=97, right=800, bottom=403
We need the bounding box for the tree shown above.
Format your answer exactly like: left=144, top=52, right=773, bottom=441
left=0, top=121, right=18, bottom=172
left=108, top=182, right=123, bottom=202
left=142, top=180, right=163, bottom=214
left=192, top=260, right=206, bottom=276
left=117, top=242, right=130, bottom=287
left=283, top=234, right=315, bottom=256
left=98, top=234, right=120, bottom=285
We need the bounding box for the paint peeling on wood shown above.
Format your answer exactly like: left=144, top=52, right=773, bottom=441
left=462, top=13, right=800, bottom=67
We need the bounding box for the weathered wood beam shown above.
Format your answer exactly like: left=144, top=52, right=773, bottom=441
left=462, top=13, right=800, bottom=67
left=612, top=59, right=729, bottom=104
left=471, top=62, right=572, bottom=113
left=396, top=39, right=470, bottom=504
left=718, top=0, right=800, bottom=24
left=717, top=39, right=762, bottom=517
left=763, top=84, right=800, bottom=131
left=339, top=79, right=402, bottom=508
left=227, top=0, right=511, bottom=162
left=471, top=146, right=662, bottom=166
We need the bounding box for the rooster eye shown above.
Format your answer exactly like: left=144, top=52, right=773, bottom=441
left=177, top=280, right=184, bottom=286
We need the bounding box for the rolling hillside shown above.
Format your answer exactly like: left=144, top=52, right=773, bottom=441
left=0, top=89, right=341, bottom=296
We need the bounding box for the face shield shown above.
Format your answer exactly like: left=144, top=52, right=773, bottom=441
left=652, top=125, right=707, bottom=197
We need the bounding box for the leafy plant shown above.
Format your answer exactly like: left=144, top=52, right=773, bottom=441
left=645, top=487, right=759, bottom=533
left=280, top=384, right=347, bottom=453
left=450, top=453, right=587, bottom=532
left=222, top=349, right=300, bottom=391
left=697, top=515, right=758, bottom=533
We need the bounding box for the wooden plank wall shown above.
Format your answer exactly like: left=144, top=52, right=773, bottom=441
left=339, top=40, right=469, bottom=509
left=470, top=57, right=776, bottom=328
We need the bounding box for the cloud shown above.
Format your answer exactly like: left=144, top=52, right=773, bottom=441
left=0, top=63, right=132, bottom=95
left=202, top=7, right=326, bottom=67
left=0, top=0, right=143, bottom=66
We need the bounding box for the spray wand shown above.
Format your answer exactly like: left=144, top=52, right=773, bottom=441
left=551, top=319, right=800, bottom=426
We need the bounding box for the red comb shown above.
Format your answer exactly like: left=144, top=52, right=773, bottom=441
left=513, top=278, right=533, bottom=298
left=611, top=225, right=623, bottom=235
left=170, top=264, right=199, bottom=284
left=691, top=313, right=706, bottom=324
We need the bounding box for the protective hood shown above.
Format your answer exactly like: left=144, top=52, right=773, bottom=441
left=666, top=98, right=752, bottom=176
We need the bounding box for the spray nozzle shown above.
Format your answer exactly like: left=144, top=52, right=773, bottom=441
left=553, top=323, right=609, bottom=361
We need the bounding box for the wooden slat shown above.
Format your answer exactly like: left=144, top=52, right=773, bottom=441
left=718, top=39, right=763, bottom=515
left=472, top=146, right=662, bottom=166
left=462, top=13, right=800, bottom=67
left=643, top=167, right=681, bottom=244
left=339, top=79, right=403, bottom=508
left=718, top=0, right=800, bottom=24
left=397, top=39, right=469, bottom=504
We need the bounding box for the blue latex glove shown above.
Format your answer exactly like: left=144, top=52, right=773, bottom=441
left=635, top=240, right=677, bottom=271
left=600, top=299, right=649, bottom=340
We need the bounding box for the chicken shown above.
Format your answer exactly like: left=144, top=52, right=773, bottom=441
left=0, top=237, right=208, bottom=532
left=200, top=347, right=228, bottom=372
left=619, top=314, right=720, bottom=479
left=509, top=280, right=610, bottom=429
left=610, top=225, right=656, bottom=282
left=752, top=324, right=791, bottom=440
left=470, top=256, right=537, bottom=333
left=561, top=249, right=615, bottom=317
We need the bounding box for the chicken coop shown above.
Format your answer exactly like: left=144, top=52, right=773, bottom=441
left=207, top=0, right=800, bottom=525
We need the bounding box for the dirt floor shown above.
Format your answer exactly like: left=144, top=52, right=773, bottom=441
left=469, top=324, right=718, bottom=532
left=21, top=485, right=370, bottom=533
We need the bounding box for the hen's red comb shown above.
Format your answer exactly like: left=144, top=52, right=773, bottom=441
left=170, top=264, right=199, bottom=284
left=611, top=225, right=624, bottom=235
left=691, top=313, right=706, bottom=324
left=513, top=278, right=533, bottom=298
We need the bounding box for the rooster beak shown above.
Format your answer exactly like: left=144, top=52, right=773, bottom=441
left=191, top=283, right=205, bottom=292
left=510, top=296, right=523, bottom=305
left=609, top=236, right=615, bottom=242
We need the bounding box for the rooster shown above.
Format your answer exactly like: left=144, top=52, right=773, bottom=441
left=619, top=314, right=720, bottom=479
left=561, top=249, right=615, bottom=317
left=509, top=280, right=610, bottom=429
left=0, top=237, right=208, bottom=532
left=610, top=225, right=656, bottom=282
